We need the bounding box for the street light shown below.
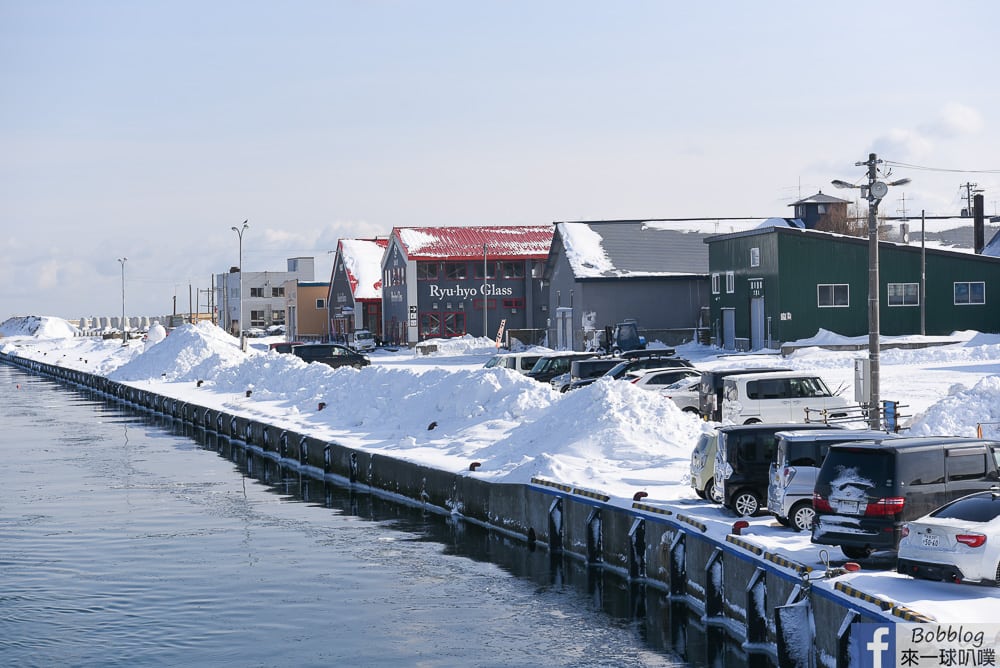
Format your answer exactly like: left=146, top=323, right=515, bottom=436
left=118, top=257, right=128, bottom=346
left=232, top=220, right=249, bottom=351
left=832, top=154, right=911, bottom=429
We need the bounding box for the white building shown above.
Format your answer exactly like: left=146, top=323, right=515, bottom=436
left=216, top=257, right=315, bottom=335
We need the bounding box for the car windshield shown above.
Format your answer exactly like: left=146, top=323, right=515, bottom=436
left=356, top=332, right=373, bottom=341
left=931, top=493, right=1000, bottom=522
left=484, top=356, right=503, bottom=369
left=664, top=377, right=698, bottom=391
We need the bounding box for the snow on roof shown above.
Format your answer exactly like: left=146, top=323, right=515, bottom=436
left=985, top=228, right=1000, bottom=258
left=339, top=238, right=388, bottom=300
left=394, top=225, right=553, bottom=260
left=557, top=219, right=800, bottom=279
left=789, top=191, right=851, bottom=206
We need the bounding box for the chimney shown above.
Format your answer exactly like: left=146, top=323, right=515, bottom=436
left=974, top=193, right=985, bottom=254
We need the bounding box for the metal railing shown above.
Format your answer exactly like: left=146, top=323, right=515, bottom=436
left=804, top=401, right=908, bottom=432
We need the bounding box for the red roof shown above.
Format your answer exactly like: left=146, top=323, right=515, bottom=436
left=393, top=225, right=553, bottom=261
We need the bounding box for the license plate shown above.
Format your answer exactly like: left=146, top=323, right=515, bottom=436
left=839, top=501, right=859, bottom=514
left=921, top=534, right=940, bottom=548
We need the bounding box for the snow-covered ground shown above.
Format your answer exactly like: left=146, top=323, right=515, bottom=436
left=3, top=315, right=1000, bottom=622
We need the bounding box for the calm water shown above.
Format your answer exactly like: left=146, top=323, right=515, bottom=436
left=0, top=364, right=746, bottom=667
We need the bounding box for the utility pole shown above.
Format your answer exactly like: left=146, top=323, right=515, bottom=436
left=962, top=182, right=982, bottom=216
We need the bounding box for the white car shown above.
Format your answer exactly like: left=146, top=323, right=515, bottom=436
left=897, top=490, right=1000, bottom=585
left=627, top=367, right=699, bottom=391
left=660, top=375, right=701, bottom=414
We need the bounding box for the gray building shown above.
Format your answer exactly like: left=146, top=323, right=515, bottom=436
left=543, top=220, right=725, bottom=350
left=216, top=257, right=315, bottom=336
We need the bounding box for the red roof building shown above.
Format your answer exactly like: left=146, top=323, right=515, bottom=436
left=381, top=225, right=554, bottom=345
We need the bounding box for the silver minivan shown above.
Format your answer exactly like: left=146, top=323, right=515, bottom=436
left=768, top=428, right=896, bottom=531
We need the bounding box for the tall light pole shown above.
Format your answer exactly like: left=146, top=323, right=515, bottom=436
left=482, top=243, right=488, bottom=340
left=118, top=257, right=128, bottom=346
left=232, top=220, right=249, bottom=351
left=832, top=154, right=910, bottom=429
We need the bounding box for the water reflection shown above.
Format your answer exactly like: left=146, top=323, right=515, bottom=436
left=152, top=413, right=774, bottom=668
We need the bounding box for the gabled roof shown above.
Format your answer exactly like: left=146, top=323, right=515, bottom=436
left=790, top=191, right=851, bottom=206
left=392, top=225, right=553, bottom=261
left=338, top=238, right=388, bottom=300
left=554, top=219, right=801, bottom=279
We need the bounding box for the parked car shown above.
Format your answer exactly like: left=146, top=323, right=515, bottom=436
left=525, top=352, right=598, bottom=384
left=767, top=428, right=896, bottom=531
left=628, top=367, right=701, bottom=391
left=291, top=343, right=370, bottom=369
left=698, top=367, right=792, bottom=422
left=714, top=422, right=843, bottom=517
left=604, top=351, right=693, bottom=381
left=349, top=330, right=377, bottom=352
left=690, top=430, right=721, bottom=501
left=483, top=352, right=544, bottom=375
left=661, top=375, right=702, bottom=414
left=811, top=437, right=1000, bottom=559
left=897, top=490, right=1000, bottom=585
left=269, top=341, right=304, bottom=354
left=552, top=357, right=623, bottom=392
left=720, top=370, right=851, bottom=425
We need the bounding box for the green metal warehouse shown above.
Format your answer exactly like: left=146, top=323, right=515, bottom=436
left=705, top=224, right=1000, bottom=350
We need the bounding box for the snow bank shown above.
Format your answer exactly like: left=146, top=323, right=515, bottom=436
left=109, top=322, right=246, bottom=382
left=908, top=375, right=1000, bottom=438
left=0, top=316, right=79, bottom=339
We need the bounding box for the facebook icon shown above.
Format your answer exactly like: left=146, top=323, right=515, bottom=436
left=853, top=624, right=895, bottom=668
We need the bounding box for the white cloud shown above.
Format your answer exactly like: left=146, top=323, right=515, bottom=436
left=921, top=103, right=984, bottom=139
left=872, top=128, right=933, bottom=161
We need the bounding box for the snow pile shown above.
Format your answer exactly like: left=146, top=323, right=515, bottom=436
left=415, top=334, right=510, bottom=357
left=481, top=378, right=709, bottom=486
left=908, top=375, right=1000, bottom=438
left=144, top=322, right=167, bottom=346
left=109, top=322, right=246, bottom=382
left=0, top=316, right=79, bottom=339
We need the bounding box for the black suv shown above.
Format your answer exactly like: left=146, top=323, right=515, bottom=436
left=291, top=343, right=370, bottom=369
left=811, top=436, right=1000, bottom=559
left=714, top=422, right=844, bottom=517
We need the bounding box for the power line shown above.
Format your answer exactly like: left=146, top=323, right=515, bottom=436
left=883, top=160, right=1000, bottom=174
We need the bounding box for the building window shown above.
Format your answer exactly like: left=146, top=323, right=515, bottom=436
left=725, top=271, right=735, bottom=294
left=272, top=287, right=284, bottom=297
left=250, top=310, right=265, bottom=326
left=888, top=282, right=919, bottom=307
left=817, top=283, right=849, bottom=307
left=954, top=281, right=986, bottom=305
left=272, top=310, right=285, bottom=324
left=444, top=262, right=467, bottom=280
left=250, top=287, right=264, bottom=298
left=711, top=273, right=720, bottom=294
left=417, top=263, right=439, bottom=281
left=502, top=298, right=525, bottom=309
left=419, top=312, right=441, bottom=337
left=473, top=262, right=497, bottom=280
left=473, top=298, right=496, bottom=310
left=443, top=312, right=465, bottom=337
left=750, top=247, right=760, bottom=268
left=316, top=299, right=326, bottom=309
left=502, top=262, right=525, bottom=279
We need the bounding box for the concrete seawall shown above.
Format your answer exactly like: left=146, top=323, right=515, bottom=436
left=3, top=351, right=930, bottom=667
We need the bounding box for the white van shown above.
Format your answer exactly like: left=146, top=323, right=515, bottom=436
left=483, top=352, right=543, bottom=375
left=720, top=370, right=850, bottom=425
left=350, top=330, right=376, bottom=352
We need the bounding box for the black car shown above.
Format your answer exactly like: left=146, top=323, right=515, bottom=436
left=525, top=352, right=598, bottom=384
left=555, top=357, right=624, bottom=392
left=291, top=343, right=370, bottom=369
left=812, top=436, right=1000, bottom=559
left=714, top=422, right=844, bottom=517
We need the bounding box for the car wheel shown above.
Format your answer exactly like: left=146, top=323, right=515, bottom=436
left=774, top=514, right=791, bottom=527
left=694, top=488, right=706, bottom=499
left=744, top=418, right=762, bottom=425
left=732, top=490, right=761, bottom=517
left=842, top=545, right=874, bottom=560
left=683, top=407, right=700, bottom=415
left=789, top=501, right=815, bottom=532
left=703, top=478, right=717, bottom=503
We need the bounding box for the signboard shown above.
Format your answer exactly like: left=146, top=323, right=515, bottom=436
left=495, top=319, right=507, bottom=348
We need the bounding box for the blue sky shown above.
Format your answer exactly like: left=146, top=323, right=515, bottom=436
left=2, top=1, right=999, bottom=319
